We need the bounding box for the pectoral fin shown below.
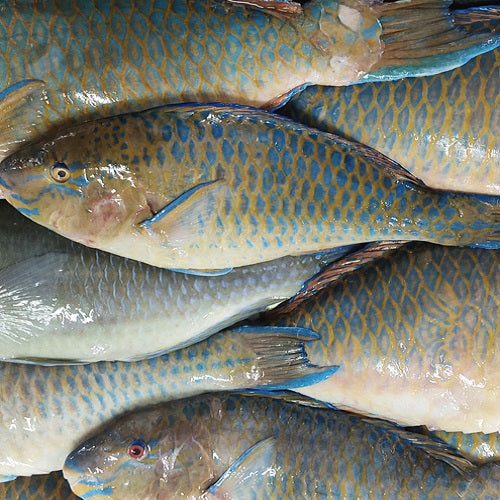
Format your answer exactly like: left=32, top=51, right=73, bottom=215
left=138, top=178, right=228, bottom=248
left=204, top=437, right=277, bottom=499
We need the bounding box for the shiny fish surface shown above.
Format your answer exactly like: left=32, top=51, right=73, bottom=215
left=430, top=431, right=500, bottom=463
left=0, top=327, right=334, bottom=478
left=0, top=472, right=76, bottom=500
left=282, top=49, right=500, bottom=195
left=1, top=0, right=498, bottom=156
left=1, top=103, right=499, bottom=273
left=257, top=243, right=500, bottom=433
left=63, top=393, right=500, bottom=499
left=0, top=201, right=348, bottom=363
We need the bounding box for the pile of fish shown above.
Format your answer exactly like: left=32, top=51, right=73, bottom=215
left=0, top=0, right=498, bottom=498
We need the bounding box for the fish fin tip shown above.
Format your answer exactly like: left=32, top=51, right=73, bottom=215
left=166, top=266, right=233, bottom=276
left=0, top=475, right=17, bottom=483
left=366, top=0, right=500, bottom=81
left=205, top=437, right=276, bottom=499
left=235, top=325, right=338, bottom=390
left=0, top=80, right=47, bottom=160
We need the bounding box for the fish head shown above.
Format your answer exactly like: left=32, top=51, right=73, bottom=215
left=0, top=124, right=152, bottom=248
left=63, top=404, right=222, bottom=499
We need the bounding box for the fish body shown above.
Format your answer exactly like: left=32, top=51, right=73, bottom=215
left=0, top=201, right=349, bottom=362
left=1, top=103, right=498, bottom=272
left=1, top=0, right=498, bottom=155
left=430, top=431, right=500, bottom=463
left=63, top=393, right=500, bottom=499
left=256, top=243, right=500, bottom=433
left=283, top=49, right=500, bottom=195
left=0, top=327, right=334, bottom=478
left=0, top=472, right=76, bottom=500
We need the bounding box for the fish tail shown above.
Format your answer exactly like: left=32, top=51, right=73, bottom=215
left=365, top=0, right=500, bottom=81
left=234, top=326, right=338, bottom=391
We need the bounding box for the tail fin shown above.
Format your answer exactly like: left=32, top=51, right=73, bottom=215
left=365, top=0, right=500, bottom=81
left=234, top=326, right=338, bottom=390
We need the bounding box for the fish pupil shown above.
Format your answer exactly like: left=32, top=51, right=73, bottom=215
left=127, top=442, right=146, bottom=459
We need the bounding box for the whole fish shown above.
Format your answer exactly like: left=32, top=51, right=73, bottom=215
left=1, top=99, right=498, bottom=274
left=1, top=0, right=498, bottom=158
left=429, top=431, right=500, bottom=463
left=0, top=201, right=352, bottom=363
left=63, top=393, right=500, bottom=499
left=0, top=326, right=334, bottom=479
left=0, top=472, right=76, bottom=500
left=255, top=242, right=500, bottom=433
left=282, top=48, right=500, bottom=195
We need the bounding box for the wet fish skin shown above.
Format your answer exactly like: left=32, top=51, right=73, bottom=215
left=0, top=201, right=347, bottom=363
left=0, top=472, right=76, bottom=500
left=1, top=0, right=497, bottom=152
left=257, top=243, right=500, bottom=433
left=1, top=103, right=498, bottom=272
left=63, top=393, right=500, bottom=499
left=282, top=49, right=500, bottom=195
left=0, top=327, right=334, bottom=477
left=429, top=431, right=500, bottom=463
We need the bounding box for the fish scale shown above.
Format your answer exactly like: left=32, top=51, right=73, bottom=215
left=63, top=394, right=500, bottom=499
left=256, top=243, right=499, bottom=433
left=0, top=472, right=76, bottom=500
left=0, top=325, right=334, bottom=477
left=0, top=196, right=351, bottom=363
left=429, top=431, right=500, bottom=463
left=1, top=0, right=499, bottom=159
left=282, top=48, right=500, bottom=194
left=1, top=103, right=498, bottom=272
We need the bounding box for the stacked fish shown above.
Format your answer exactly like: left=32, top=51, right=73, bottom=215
left=0, top=0, right=498, bottom=498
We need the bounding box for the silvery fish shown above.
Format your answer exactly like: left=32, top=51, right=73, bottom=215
left=0, top=99, right=498, bottom=274
left=256, top=242, right=499, bottom=433
left=0, top=472, right=76, bottom=500
left=282, top=47, right=500, bottom=195
left=429, top=431, right=500, bottom=463
left=63, top=393, right=500, bottom=499
left=0, top=327, right=335, bottom=480
left=0, top=201, right=352, bottom=363
left=1, top=0, right=498, bottom=158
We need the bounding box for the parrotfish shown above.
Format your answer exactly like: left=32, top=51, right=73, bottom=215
left=0, top=200, right=353, bottom=363
left=1, top=0, right=498, bottom=158
left=0, top=327, right=334, bottom=479
left=282, top=48, right=500, bottom=195
left=0, top=97, right=498, bottom=274
left=255, top=242, right=500, bottom=433
left=63, top=393, right=500, bottom=499
left=0, top=472, right=76, bottom=500
left=429, top=431, right=500, bottom=463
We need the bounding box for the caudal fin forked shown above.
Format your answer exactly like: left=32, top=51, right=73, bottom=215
left=234, top=326, right=338, bottom=391
left=366, top=0, right=500, bottom=81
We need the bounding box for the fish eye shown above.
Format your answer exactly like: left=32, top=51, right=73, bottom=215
left=127, top=440, right=147, bottom=460
left=50, top=162, right=71, bottom=183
